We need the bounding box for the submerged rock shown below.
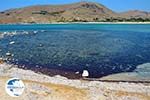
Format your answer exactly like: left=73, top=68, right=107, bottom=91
left=38, top=44, right=44, bottom=47
left=33, top=31, right=38, bottom=34
left=58, top=64, right=62, bottom=66
left=9, top=41, right=15, bottom=45
left=6, top=52, right=12, bottom=56
left=75, top=71, right=79, bottom=74
left=100, top=62, right=150, bottom=81
left=135, top=63, right=150, bottom=72
left=0, top=33, right=4, bottom=38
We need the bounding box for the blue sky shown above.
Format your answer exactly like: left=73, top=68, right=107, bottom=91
left=0, top=0, right=150, bottom=12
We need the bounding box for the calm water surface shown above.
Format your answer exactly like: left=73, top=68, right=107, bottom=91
left=0, top=24, right=150, bottom=78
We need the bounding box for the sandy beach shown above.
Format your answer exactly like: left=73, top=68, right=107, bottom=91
left=1, top=22, right=150, bottom=25
left=50, top=22, right=150, bottom=24
left=0, top=61, right=150, bottom=100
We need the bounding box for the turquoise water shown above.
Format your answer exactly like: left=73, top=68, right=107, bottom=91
left=0, top=24, right=150, bottom=78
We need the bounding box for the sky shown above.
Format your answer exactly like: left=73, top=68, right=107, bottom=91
left=0, top=0, right=150, bottom=12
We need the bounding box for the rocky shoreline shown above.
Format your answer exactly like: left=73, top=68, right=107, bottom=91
left=0, top=62, right=150, bottom=100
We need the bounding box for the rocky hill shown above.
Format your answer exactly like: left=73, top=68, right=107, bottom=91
left=0, top=2, right=150, bottom=23
left=120, top=10, right=150, bottom=18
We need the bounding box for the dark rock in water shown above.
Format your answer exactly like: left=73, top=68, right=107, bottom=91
left=88, top=52, right=99, bottom=56
left=49, top=43, right=57, bottom=47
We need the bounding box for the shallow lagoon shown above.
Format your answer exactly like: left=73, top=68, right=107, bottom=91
left=0, top=24, right=150, bottom=78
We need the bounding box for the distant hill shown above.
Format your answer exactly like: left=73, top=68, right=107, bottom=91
left=0, top=2, right=150, bottom=23
left=120, top=10, right=150, bottom=18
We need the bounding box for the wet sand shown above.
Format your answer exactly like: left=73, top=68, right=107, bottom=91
left=18, top=65, right=82, bottom=79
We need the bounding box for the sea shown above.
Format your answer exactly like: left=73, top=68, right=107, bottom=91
left=0, top=24, right=150, bottom=78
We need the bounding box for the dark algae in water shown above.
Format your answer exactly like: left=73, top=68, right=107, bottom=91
left=0, top=24, right=150, bottom=78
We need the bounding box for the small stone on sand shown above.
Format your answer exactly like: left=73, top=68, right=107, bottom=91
left=82, top=70, right=89, bottom=77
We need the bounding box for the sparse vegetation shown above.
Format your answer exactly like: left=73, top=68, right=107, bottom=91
left=49, top=11, right=65, bottom=16
left=32, top=10, right=49, bottom=15
left=5, top=13, right=10, bottom=16
left=0, top=12, right=5, bottom=14
left=104, top=17, right=150, bottom=22
left=32, top=10, right=65, bottom=17
left=57, top=17, right=66, bottom=22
